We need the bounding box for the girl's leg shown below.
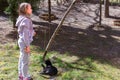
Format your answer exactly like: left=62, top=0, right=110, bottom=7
left=18, top=53, right=23, bottom=80
left=18, top=39, right=31, bottom=79
left=18, top=39, right=25, bottom=80
left=18, top=52, right=23, bottom=75
left=22, top=52, right=30, bottom=78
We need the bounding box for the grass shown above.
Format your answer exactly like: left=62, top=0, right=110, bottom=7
left=0, top=43, right=120, bottom=80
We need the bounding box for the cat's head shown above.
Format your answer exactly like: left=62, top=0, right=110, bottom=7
left=45, top=59, right=52, bottom=66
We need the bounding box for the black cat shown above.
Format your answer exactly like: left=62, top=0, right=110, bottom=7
left=40, top=59, right=58, bottom=76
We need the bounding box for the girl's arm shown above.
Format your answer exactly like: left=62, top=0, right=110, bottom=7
left=23, top=28, right=30, bottom=53
left=23, top=27, right=30, bottom=47
left=22, top=19, right=31, bottom=53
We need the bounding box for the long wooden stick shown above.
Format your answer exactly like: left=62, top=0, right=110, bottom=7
left=43, top=0, right=76, bottom=61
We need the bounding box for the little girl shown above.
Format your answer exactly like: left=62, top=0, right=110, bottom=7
left=16, top=2, right=35, bottom=80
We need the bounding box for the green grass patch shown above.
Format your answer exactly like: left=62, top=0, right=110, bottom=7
left=0, top=43, right=120, bottom=80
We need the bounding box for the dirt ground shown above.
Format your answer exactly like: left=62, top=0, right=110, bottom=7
left=0, top=3, right=120, bottom=68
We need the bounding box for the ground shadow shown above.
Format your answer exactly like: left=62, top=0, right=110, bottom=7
left=0, top=12, right=9, bottom=22
left=109, top=15, right=120, bottom=19
left=6, top=20, right=120, bottom=69
left=6, top=2, right=120, bottom=70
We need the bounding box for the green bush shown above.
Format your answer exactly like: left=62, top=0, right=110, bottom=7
left=0, top=0, right=8, bottom=11
left=5, top=0, right=40, bottom=28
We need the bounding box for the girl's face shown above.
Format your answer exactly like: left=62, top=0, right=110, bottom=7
left=26, top=4, right=32, bottom=15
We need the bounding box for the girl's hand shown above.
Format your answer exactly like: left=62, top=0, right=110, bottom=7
left=25, top=46, right=30, bottom=53
left=33, top=32, right=36, bottom=36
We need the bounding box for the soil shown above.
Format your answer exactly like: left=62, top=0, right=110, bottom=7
left=0, top=2, right=120, bottom=68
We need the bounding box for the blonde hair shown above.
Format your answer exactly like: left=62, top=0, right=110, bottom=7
left=18, top=2, right=30, bottom=15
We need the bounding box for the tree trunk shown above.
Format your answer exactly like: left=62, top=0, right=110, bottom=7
left=104, top=0, right=109, bottom=17
left=48, top=0, right=51, bottom=23
left=99, top=0, right=102, bottom=25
